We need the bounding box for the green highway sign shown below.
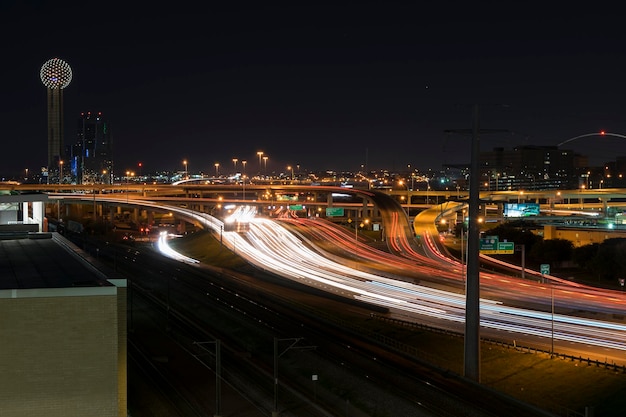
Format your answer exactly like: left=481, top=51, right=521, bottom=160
left=540, top=264, right=550, bottom=275
left=326, top=207, right=345, bottom=217
left=480, top=236, right=514, bottom=254
left=289, top=204, right=304, bottom=211
left=497, top=242, right=514, bottom=254
left=480, top=236, right=498, bottom=252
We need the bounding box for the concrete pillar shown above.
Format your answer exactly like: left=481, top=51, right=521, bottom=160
left=22, top=202, right=29, bottom=223
left=33, top=201, right=44, bottom=232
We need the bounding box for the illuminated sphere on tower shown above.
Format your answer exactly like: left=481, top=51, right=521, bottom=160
left=40, top=58, right=72, bottom=89
left=41, top=57, right=73, bottom=172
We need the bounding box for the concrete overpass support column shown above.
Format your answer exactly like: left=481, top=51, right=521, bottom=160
left=147, top=211, right=154, bottom=226
left=326, top=193, right=333, bottom=207
left=178, top=221, right=186, bottom=234
left=109, top=206, right=115, bottom=224
left=362, top=198, right=369, bottom=218
left=132, top=208, right=139, bottom=223
left=371, top=203, right=380, bottom=219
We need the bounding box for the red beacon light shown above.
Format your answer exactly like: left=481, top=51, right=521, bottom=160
left=600, top=130, right=606, bottom=135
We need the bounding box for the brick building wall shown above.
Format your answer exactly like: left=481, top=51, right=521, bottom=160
left=0, top=287, right=124, bottom=417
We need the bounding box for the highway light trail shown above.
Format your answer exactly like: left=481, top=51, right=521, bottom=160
left=157, top=231, right=199, bottom=264
left=190, top=209, right=626, bottom=353
left=60, top=196, right=626, bottom=357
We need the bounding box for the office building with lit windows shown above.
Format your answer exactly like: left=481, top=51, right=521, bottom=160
left=74, top=111, right=113, bottom=184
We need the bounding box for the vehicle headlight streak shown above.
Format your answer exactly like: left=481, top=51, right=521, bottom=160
left=59, top=196, right=626, bottom=353
left=157, top=231, right=199, bottom=264
left=239, top=217, right=626, bottom=352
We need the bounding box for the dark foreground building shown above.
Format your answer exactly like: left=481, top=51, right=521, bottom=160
left=0, top=193, right=126, bottom=417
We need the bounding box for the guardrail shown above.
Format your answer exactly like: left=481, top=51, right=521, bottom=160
left=370, top=314, right=626, bottom=374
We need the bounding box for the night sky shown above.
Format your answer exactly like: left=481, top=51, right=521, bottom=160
left=2, top=1, right=626, bottom=178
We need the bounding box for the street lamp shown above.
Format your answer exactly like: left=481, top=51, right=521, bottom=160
left=398, top=180, right=409, bottom=216
left=263, top=156, right=269, bottom=174
left=183, top=159, right=188, bottom=180
left=58, top=160, right=63, bottom=184
left=241, top=160, right=247, bottom=201
left=257, top=151, right=264, bottom=173
left=215, top=163, right=220, bottom=177
left=287, top=165, right=293, bottom=181
left=232, top=158, right=238, bottom=174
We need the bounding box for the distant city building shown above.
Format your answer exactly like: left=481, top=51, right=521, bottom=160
left=598, top=157, right=626, bottom=188
left=40, top=58, right=72, bottom=182
left=74, top=111, right=113, bottom=184
left=480, top=145, right=581, bottom=191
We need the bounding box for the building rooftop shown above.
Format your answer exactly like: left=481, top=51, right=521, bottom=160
left=0, top=233, right=112, bottom=290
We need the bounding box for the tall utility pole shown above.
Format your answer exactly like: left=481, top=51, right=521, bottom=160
left=465, top=104, right=481, bottom=382
left=445, top=105, right=507, bottom=383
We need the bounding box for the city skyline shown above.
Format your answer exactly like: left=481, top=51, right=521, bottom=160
left=2, top=2, right=626, bottom=178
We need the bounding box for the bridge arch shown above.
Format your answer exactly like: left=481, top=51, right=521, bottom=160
left=558, top=131, right=626, bottom=147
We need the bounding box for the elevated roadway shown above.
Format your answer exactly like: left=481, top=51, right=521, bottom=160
left=50, top=192, right=626, bottom=366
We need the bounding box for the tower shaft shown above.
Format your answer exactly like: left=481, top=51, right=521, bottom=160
left=47, top=87, right=64, bottom=168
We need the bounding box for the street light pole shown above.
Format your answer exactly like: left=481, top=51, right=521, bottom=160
left=273, top=337, right=315, bottom=417
left=241, top=160, right=247, bottom=201
left=194, top=340, right=223, bottom=417
left=126, top=171, right=130, bottom=204
left=399, top=180, right=409, bottom=216
left=257, top=151, right=264, bottom=174
left=355, top=220, right=359, bottom=268
left=551, top=286, right=555, bottom=357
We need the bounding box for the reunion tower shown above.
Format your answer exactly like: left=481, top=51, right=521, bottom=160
left=40, top=58, right=72, bottom=174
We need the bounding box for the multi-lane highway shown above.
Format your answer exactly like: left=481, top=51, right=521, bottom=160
left=58, top=192, right=626, bottom=366
left=185, top=206, right=626, bottom=364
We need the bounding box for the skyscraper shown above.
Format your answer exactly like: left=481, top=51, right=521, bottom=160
left=40, top=58, right=72, bottom=181
left=75, top=111, right=113, bottom=184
